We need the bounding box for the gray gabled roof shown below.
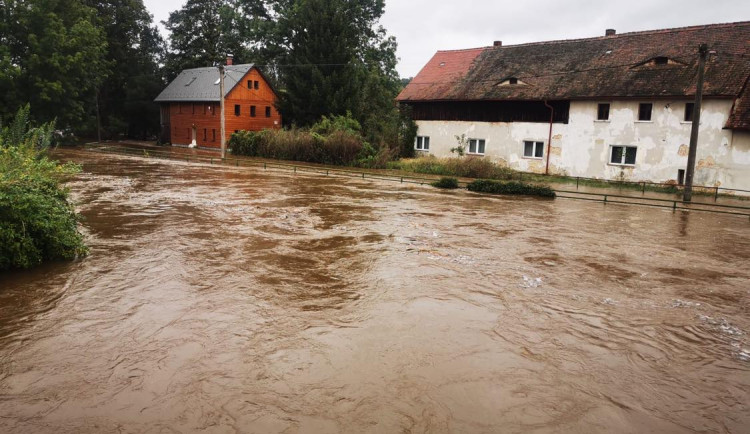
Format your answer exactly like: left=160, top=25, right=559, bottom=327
left=154, top=64, right=255, bottom=102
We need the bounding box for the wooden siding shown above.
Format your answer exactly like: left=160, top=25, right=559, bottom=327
left=406, top=100, right=570, bottom=124
left=168, top=68, right=282, bottom=148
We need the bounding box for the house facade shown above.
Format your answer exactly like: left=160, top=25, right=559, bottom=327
left=397, top=23, right=750, bottom=191
left=155, top=61, right=281, bottom=148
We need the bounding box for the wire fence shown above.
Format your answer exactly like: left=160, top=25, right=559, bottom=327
left=83, top=145, right=750, bottom=219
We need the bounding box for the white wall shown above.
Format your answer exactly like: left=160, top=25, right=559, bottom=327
left=414, top=99, right=750, bottom=192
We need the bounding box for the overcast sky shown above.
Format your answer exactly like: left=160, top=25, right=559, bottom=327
left=143, top=0, right=750, bottom=78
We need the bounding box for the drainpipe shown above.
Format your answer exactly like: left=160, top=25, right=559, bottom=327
left=543, top=100, right=554, bottom=175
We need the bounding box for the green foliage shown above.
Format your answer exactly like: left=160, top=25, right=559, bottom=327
left=230, top=112, right=397, bottom=167
left=467, top=180, right=556, bottom=198
left=431, top=177, right=459, bottom=189
left=388, top=156, right=516, bottom=180
left=450, top=134, right=467, bottom=156
left=1, top=0, right=109, bottom=130
left=0, top=106, right=87, bottom=270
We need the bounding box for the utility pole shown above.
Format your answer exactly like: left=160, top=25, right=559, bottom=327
left=683, top=44, right=708, bottom=202
left=219, top=64, right=226, bottom=159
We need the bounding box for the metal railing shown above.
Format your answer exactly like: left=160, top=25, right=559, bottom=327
left=82, top=145, right=750, bottom=219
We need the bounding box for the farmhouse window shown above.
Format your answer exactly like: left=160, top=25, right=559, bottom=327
left=212, top=129, right=216, bottom=141
left=610, top=145, right=637, bottom=165
left=265, top=106, right=271, bottom=117
left=234, top=105, right=240, bottom=116
left=684, top=102, right=695, bottom=122
left=523, top=141, right=544, bottom=159
left=415, top=136, right=430, bottom=150
left=250, top=105, right=256, bottom=117
left=638, top=103, right=652, bottom=121
left=597, top=103, right=610, bottom=121
left=468, top=139, right=485, bottom=155
left=654, top=56, right=668, bottom=65
left=254, top=81, right=259, bottom=90
left=247, top=80, right=252, bottom=89
left=203, top=129, right=207, bottom=141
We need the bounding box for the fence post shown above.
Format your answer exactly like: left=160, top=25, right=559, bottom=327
left=210, top=157, right=213, bottom=164
left=362, top=172, right=365, bottom=179
left=401, top=177, right=403, bottom=183
left=604, top=195, right=607, bottom=204
left=294, top=166, right=296, bottom=173
left=642, top=182, right=646, bottom=194
left=714, top=187, right=719, bottom=202
left=673, top=201, right=677, bottom=211
left=576, top=177, right=579, bottom=190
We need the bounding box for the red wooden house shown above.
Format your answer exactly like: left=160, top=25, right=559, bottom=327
left=155, top=59, right=281, bottom=148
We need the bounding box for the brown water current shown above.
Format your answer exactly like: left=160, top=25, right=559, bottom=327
left=1, top=149, right=749, bottom=433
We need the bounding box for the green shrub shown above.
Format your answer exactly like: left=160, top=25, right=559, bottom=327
left=431, top=177, right=459, bottom=189
left=467, top=179, right=556, bottom=198
left=389, top=156, right=515, bottom=180
left=0, top=106, right=87, bottom=270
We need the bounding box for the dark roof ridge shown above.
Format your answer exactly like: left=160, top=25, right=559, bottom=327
left=495, top=21, right=750, bottom=49
left=180, top=64, right=255, bottom=72
left=435, top=47, right=491, bottom=54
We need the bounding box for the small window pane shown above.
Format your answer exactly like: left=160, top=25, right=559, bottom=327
left=254, top=81, right=259, bottom=90
left=524, top=141, right=534, bottom=157
left=234, top=105, right=240, bottom=116
left=535, top=142, right=544, bottom=158
left=684, top=103, right=694, bottom=122
left=415, top=137, right=422, bottom=150
left=247, top=80, right=252, bottom=89
left=469, top=140, right=477, bottom=154
left=638, top=103, right=652, bottom=121
left=611, top=146, right=624, bottom=164
left=597, top=103, right=610, bottom=121
left=624, top=147, right=637, bottom=165
left=423, top=137, right=430, bottom=150
left=266, top=106, right=271, bottom=117
left=478, top=140, right=485, bottom=154
left=250, top=106, right=256, bottom=117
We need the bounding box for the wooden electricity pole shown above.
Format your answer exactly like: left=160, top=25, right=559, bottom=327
left=683, top=44, right=708, bottom=202
left=219, top=64, right=226, bottom=159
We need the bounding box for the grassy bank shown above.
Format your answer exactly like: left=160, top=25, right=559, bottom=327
left=0, top=107, right=87, bottom=270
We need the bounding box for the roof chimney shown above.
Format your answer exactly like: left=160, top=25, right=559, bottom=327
left=494, top=40, right=503, bottom=47
left=226, top=54, right=234, bottom=66
left=605, top=29, right=616, bottom=36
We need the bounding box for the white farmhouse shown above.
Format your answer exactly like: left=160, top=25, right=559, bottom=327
left=397, top=22, right=750, bottom=191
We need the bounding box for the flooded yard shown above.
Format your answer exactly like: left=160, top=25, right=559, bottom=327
left=1, top=149, right=748, bottom=433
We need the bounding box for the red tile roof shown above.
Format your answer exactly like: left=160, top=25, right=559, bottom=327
left=397, top=22, right=750, bottom=129
left=727, top=76, right=750, bottom=130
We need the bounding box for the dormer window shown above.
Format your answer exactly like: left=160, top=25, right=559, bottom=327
left=497, top=77, right=526, bottom=86
left=654, top=56, right=668, bottom=65
left=633, top=56, right=685, bottom=68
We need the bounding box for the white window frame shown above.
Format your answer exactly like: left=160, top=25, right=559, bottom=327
left=522, top=140, right=545, bottom=159
left=415, top=136, right=430, bottom=151
left=468, top=138, right=486, bottom=155
left=609, top=145, right=637, bottom=166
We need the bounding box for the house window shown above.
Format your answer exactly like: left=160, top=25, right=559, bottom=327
left=523, top=141, right=544, bottom=159
left=415, top=136, right=430, bottom=150
left=254, top=81, right=259, bottom=90
left=234, top=104, right=240, bottom=116
left=597, top=103, right=610, bottom=121
left=212, top=129, right=216, bottom=141
left=265, top=106, right=271, bottom=117
left=684, top=102, right=695, bottom=122
left=203, top=129, right=207, bottom=141
left=610, top=145, right=637, bottom=165
left=468, top=139, right=485, bottom=155
left=654, top=56, right=668, bottom=65
left=508, top=77, right=518, bottom=84
left=250, top=106, right=256, bottom=117
left=247, top=80, right=252, bottom=89
left=638, top=103, right=652, bottom=121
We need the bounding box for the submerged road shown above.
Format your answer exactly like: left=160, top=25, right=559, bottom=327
left=1, top=149, right=748, bottom=433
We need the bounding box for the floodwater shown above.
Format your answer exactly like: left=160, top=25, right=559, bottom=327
left=1, top=149, right=749, bottom=433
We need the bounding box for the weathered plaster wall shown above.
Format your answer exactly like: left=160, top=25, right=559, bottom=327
left=414, top=98, right=750, bottom=191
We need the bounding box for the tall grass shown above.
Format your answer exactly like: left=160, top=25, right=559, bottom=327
left=387, top=155, right=515, bottom=180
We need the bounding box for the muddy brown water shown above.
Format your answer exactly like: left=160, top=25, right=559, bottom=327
left=1, top=149, right=749, bottom=433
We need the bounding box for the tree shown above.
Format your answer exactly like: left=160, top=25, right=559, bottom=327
left=82, top=0, right=166, bottom=139
left=163, top=0, right=249, bottom=79
left=1, top=0, right=109, bottom=130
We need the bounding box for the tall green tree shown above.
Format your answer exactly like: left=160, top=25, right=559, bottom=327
left=1, top=0, right=109, bottom=130
left=163, top=0, right=249, bottom=79
left=83, top=0, right=165, bottom=139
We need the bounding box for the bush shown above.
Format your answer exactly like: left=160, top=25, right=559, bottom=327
left=467, top=179, right=556, bottom=198
left=431, top=177, right=459, bottom=189
left=388, top=156, right=516, bottom=180
left=0, top=106, right=87, bottom=270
